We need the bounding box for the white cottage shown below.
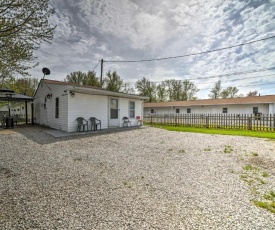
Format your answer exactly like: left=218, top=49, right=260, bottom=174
left=34, top=79, right=148, bottom=132
left=144, top=95, right=275, bottom=115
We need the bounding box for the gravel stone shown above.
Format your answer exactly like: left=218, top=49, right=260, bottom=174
left=0, top=127, right=274, bottom=229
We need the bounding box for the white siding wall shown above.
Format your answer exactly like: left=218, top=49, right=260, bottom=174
left=145, top=104, right=270, bottom=115
left=269, top=103, right=275, bottom=114
left=68, top=93, right=108, bottom=132
left=119, top=98, right=143, bottom=126
left=34, top=83, right=68, bottom=131
left=35, top=83, right=147, bottom=132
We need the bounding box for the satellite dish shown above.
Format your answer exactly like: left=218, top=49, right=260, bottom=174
left=42, top=67, right=51, bottom=79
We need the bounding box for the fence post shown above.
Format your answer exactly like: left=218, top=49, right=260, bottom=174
left=150, top=115, right=152, bottom=124
left=206, top=115, right=209, bottom=128
left=248, top=116, right=252, bottom=130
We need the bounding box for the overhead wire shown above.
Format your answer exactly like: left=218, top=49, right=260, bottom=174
left=91, top=61, right=100, bottom=72
left=123, top=67, right=275, bottom=84
left=102, top=34, right=275, bottom=93
left=104, top=35, right=275, bottom=63
left=127, top=73, right=275, bottom=86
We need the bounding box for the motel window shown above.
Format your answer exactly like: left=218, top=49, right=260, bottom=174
left=176, top=108, right=180, bottom=114
left=129, top=101, right=135, bottom=118
left=223, top=108, right=228, bottom=114
left=187, top=108, right=191, bottom=114
left=151, top=109, right=155, bottom=114
left=55, top=97, right=59, bottom=118
left=253, top=107, right=258, bottom=114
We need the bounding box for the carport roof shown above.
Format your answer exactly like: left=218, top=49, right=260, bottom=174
left=0, top=89, right=34, bottom=102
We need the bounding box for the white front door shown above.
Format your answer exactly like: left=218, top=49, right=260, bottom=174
left=109, top=98, right=119, bottom=127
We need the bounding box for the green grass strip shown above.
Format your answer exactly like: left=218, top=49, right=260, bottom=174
left=147, top=124, right=275, bottom=139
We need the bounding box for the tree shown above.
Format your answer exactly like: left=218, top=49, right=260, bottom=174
left=227, top=86, right=239, bottom=98
left=164, top=79, right=199, bottom=101
left=247, top=90, right=258, bottom=96
left=65, top=71, right=101, bottom=87
left=156, top=82, right=167, bottom=102
left=164, top=80, right=174, bottom=101
left=135, top=77, right=156, bottom=102
left=171, top=80, right=182, bottom=101
left=122, top=83, right=135, bottom=94
left=221, top=89, right=230, bottom=98
left=1, top=76, right=39, bottom=96
left=209, top=80, right=222, bottom=99
left=181, top=80, right=199, bottom=100
left=65, top=71, right=86, bottom=85
left=104, top=71, right=123, bottom=92
left=83, top=71, right=100, bottom=87
left=0, top=0, right=56, bottom=76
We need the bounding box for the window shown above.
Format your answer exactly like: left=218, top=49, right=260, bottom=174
left=151, top=109, right=155, bottom=114
left=176, top=108, right=180, bottom=114
left=187, top=108, right=191, bottom=114
left=223, top=108, right=228, bottom=113
left=253, top=107, right=258, bottom=114
left=129, top=101, right=135, bottom=118
left=55, top=97, right=59, bottom=118
left=110, top=99, right=118, bottom=119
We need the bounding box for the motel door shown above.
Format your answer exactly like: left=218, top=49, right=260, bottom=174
left=109, top=98, right=119, bottom=127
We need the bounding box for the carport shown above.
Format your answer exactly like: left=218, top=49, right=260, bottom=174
left=0, top=89, right=34, bottom=127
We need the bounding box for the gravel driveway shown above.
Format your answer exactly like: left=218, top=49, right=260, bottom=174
left=0, top=127, right=274, bottom=229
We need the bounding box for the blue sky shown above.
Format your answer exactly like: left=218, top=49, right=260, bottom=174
left=28, top=0, right=275, bottom=98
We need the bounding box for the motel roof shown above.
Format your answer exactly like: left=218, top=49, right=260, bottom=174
left=144, top=95, right=275, bottom=108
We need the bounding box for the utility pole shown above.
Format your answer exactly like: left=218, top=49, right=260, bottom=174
left=100, top=59, right=103, bottom=88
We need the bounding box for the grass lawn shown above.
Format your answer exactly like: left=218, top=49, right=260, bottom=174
left=147, top=124, right=275, bottom=139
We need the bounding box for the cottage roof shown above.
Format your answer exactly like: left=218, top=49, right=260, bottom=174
left=37, top=79, right=148, bottom=100
left=144, top=95, right=275, bottom=108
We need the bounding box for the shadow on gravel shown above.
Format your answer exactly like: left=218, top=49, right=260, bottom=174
left=0, top=124, right=145, bottom=145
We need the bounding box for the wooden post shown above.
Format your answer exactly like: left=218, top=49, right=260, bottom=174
left=31, top=102, right=34, bottom=125
left=25, top=101, right=28, bottom=124
left=248, top=116, right=252, bottom=130
left=206, top=115, right=209, bottom=128
left=100, top=59, right=103, bottom=88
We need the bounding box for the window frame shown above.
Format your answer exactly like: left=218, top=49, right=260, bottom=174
left=176, top=108, right=180, bottom=114
left=55, top=97, right=59, bottom=118
left=187, top=108, right=191, bottom=114
left=253, top=107, right=258, bottom=114
left=151, top=109, right=155, bottom=114
left=222, top=108, right=228, bottom=114
left=129, top=101, right=135, bottom=118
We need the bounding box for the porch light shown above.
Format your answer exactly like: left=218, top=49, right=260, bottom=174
left=46, top=93, right=52, bottom=99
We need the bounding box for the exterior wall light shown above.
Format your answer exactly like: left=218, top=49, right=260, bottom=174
left=46, top=93, right=52, bottom=99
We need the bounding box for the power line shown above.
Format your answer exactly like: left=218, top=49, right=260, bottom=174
left=183, top=66, right=275, bottom=81
left=194, top=73, right=275, bottom=85
left=91, top=61, right=100, bottom=72
left=124, top=66, right=275, bottom=84
left=104, top=35, right=275, bottom=63
left=195, top=82, right=275, bottom=91
left=125, top=73, right=275, bottom=86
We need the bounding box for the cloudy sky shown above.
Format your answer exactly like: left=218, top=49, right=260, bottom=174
left=29, top=0, right=275, bottom=99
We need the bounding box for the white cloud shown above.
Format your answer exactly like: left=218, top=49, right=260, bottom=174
left=24, top=0, right=275, bottom=99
